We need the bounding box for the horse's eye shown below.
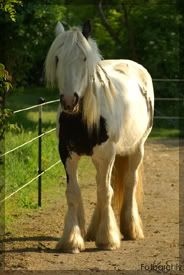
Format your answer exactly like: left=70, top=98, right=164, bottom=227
left=83, top=57, right=87, bottom=62
left=55, top=56, right=59, bottom=66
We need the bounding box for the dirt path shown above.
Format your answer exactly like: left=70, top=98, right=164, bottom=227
left=3, top=139, right=183, bottom=272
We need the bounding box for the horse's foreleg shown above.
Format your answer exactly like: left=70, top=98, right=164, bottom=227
left=120, top=145, right=144, bottom=240
left=57, top=153, right=85, bottom=253
left=89, top=144, right=120, bottom=250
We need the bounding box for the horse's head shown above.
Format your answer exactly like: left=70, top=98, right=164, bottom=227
left=45, top=20, right=101, bottom=114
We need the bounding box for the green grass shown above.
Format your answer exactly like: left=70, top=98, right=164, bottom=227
left=5, top=87, right=62, bottom=223
left=4, top=87, right=181, bottom=225
left=150, top=127, right=180, bottom=139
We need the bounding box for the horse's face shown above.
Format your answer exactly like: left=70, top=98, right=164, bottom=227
left=57, top=42, right=88, bottom=113
left=54, top=22, right=91, bottom=114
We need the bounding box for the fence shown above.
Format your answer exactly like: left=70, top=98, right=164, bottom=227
left=154, top=97, right=184, bottom=124
left=153, top=79, right=184, bottom=125
left=0, top=79, right=184, bottom=206
left=0, top=98, right=60, bottom=207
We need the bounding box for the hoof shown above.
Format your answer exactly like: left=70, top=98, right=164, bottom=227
left=56, top=246, right=80, bottom=254
left=121, top=225, right=144, bottom=240
left=123, top=232, right=144, bottom=240
left=96, top=241, right=121, bottom=251
left=120, top=215, right=144, bottom=240
left=56, top=238, right=85, bottom=253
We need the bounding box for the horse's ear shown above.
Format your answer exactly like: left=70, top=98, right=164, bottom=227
left=82, top=20, right=91, bottom=39
left=55, top=22, right=65, bottom=36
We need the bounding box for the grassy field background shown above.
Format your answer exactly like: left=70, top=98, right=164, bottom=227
left=4, top=87, right=180, bottom=226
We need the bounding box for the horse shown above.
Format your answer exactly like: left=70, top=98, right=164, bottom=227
left=45, top=20, right=154, bottom=253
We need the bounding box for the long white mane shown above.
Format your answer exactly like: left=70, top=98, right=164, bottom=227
left=45, top=28, right=101, bottom=86
left=45, top=27, right=115, bottom=130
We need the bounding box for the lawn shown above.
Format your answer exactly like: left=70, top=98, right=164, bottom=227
left=4, top=87, right=181, bottom=225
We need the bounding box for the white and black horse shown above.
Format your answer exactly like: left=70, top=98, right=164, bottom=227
left=45, top=20, right=154, bottom=253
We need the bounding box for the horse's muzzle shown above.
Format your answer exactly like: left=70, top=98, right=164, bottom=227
left=60, top=93, right=80, bottom=113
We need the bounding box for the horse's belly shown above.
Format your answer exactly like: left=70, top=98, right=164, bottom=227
left=103, top=80, right=151, bottom=154
left=115, top=94, right=150, bottom=154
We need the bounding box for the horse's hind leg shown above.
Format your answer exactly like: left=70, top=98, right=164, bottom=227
left=56, top=152, right=85, bottom=253
left=88, top=143, right=120, bottom=250
left=86, top=189, right=100, bottom=242
left=120, top=144, right=144, bottom=240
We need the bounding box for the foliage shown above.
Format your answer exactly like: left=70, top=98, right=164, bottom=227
left=0, top=64, right=12, bottom=91
left=0, top=63, right=12, bottom=140
left=0, top=0, right=22, bottom=21
left=0, top=0, right=22, bottom=143
left=0, top=1, right=183, bottom=93
left=0, top=2, right=66, bottom=86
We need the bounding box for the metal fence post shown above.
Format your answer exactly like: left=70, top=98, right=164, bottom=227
left=38, top=97, right=45, bottom=207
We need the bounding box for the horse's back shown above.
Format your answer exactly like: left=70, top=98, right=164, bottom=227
left=100, top=59, right=150, bottom=78
left=100, top=59, right=154, bottom=100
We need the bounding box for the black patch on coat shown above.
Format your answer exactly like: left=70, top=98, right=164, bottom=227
left=58, top=112, right=108, bottom=165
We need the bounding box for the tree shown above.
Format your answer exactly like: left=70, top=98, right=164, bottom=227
left=0, top=64, right=12, bottom=141
left=0, top=0, right=22, bottom=150
left=0, top=0, right=181, bottom=96
left=0, top=1, right=66, bottom=86
left=0, top=0, right=22, bottom=247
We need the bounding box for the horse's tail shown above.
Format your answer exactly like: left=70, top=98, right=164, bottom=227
left=111, top=155, right=143, bottom=224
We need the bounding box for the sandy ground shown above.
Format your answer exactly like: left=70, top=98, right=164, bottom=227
left=2, top=139, right=184, bottom=273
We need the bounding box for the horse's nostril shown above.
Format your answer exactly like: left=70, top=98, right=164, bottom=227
left=60, top=94, right=79, bottom=112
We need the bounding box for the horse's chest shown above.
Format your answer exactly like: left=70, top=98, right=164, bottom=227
left=58, top=112, right=108, bottom=162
